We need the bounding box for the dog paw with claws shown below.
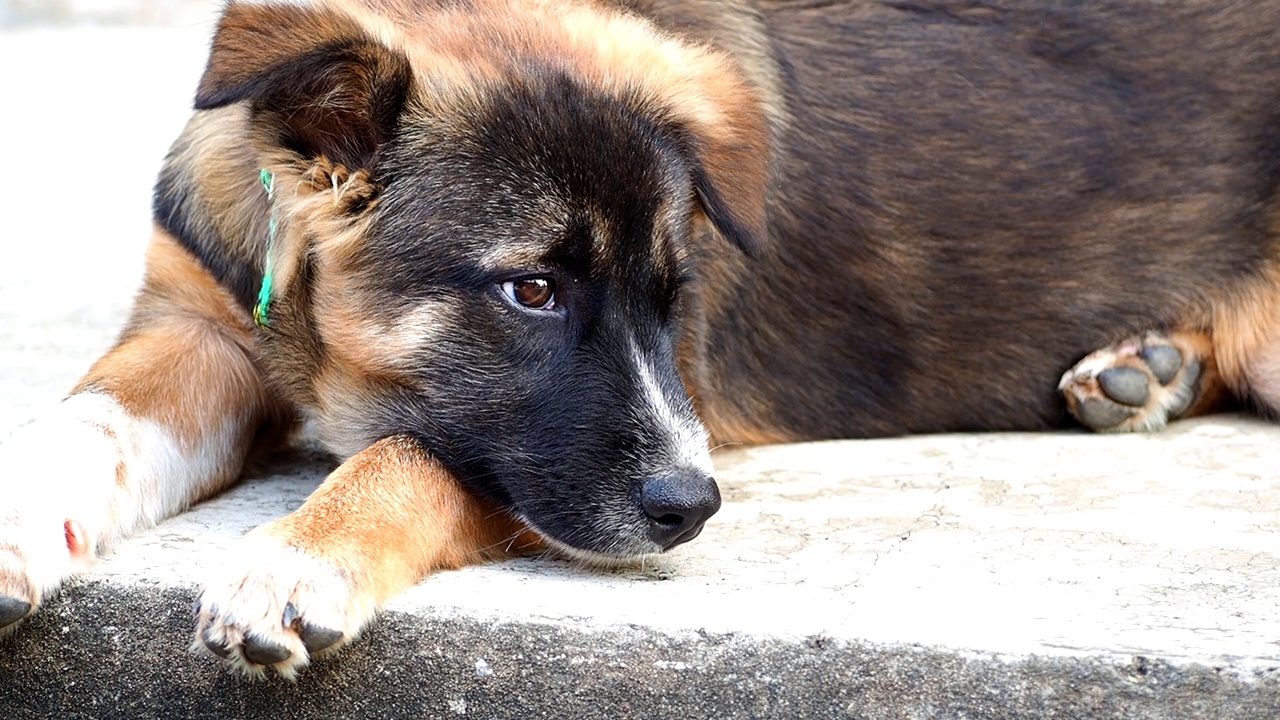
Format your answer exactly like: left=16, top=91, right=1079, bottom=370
left=1059, top=331, right=1203, bottom=432
left=193, top=533, right=374, bottom=678
left=0, top=407, right=121, bottom=636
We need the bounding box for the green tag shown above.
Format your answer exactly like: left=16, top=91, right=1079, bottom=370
left=253, top=170, right=277, bottom=328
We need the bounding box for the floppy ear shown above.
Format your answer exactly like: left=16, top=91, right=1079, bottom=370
left=673, top=73, right=771, bottom=258
left=689, top=137, right=769, bottom=258
left=194, top=1, right=412, bottom=170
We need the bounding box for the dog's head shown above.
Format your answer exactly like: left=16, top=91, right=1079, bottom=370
left=192, top=0, right=769, bottom=559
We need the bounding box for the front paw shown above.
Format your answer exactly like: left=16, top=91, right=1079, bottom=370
left=193, top=532, right=373, bottom=678
left=0, top=406, right=120, bottom=634
left=0, top=517, right=88, bottom=636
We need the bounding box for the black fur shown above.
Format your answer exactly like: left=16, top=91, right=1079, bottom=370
left=332, top=76, right=705, bottom=553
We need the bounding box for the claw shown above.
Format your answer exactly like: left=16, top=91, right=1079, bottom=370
left=63, top=519, right=90, bottom=557
left=202, top=627, right=233, bottom=659
left=282, top=600, right=343, bottom=654
left=282, top=601, right=298, bottom=627
left=0, top=596, right=31, bottom=628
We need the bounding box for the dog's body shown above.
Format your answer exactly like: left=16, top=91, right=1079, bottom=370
left=3, top=0, right=1280, bottom=676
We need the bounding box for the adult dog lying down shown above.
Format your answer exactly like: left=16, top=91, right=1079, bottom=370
left=2, top=0, right=1277, bottom=677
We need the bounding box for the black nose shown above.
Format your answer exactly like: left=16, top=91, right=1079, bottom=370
left=640, top=473, right=722, bottom=550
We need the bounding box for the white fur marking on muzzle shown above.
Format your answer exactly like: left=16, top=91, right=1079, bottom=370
left=629, top=338, right=714, bottom=476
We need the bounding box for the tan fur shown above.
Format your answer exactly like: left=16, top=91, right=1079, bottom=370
left=1169, top=329, right=1232, bottom=418
left=264, top=435, right=539, bottom=594
left=1204, top=261, right=1280, bottom=411
left=159, top=107, right=271, bottom=285
left=261, top=157, right=429, bottom=443
left=76, top=231, right=269, bottom=469
left=0, top=228, right=287, bottom=625
left=86, top=423, right=128, bottom=488
left=326, top=0, right=770, bottom=247
left=194, top=435, right=542, bottom=677
left=676, top=217, right=793, bottom=447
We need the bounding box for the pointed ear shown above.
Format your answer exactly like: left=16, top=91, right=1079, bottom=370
left=194, top=2, right=412, bottom=170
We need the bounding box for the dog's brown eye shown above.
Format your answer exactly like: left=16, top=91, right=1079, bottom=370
left=502, top=277, right=557, bottom=310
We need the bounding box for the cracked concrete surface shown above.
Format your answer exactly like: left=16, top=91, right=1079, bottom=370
left=1, top=21, right=1279, bottom=720
left=88, top=423, right=1280, bottom=671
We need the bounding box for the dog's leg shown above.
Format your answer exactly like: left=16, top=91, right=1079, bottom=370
left=1209, top=273, right=1280, bottom=422
left=1058, top=330, right=1231, bottom=432
left=0, top=230, right=270, bottom=632
left=193, top=434, right=539, bottom=678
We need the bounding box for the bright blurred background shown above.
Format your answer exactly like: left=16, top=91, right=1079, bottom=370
left=0, top=0, right=213, bottom=25
left=0, top=0, right=222, bottom=433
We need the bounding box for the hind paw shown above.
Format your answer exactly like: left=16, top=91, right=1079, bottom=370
left=1059, top=332, right=1202, bottom=432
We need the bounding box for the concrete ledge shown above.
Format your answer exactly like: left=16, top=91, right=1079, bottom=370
left=1, top=427, right=1278, bottom=718
left=1, top=580, right=1276, bottom=719
left=2, top=24, right=1279, bottom=720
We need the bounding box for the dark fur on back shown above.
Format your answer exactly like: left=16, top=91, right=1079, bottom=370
left=661, top=0, right=1280, bottom=438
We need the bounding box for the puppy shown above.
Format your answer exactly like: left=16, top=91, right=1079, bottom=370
left=3, top=0, right=1279, bottom=677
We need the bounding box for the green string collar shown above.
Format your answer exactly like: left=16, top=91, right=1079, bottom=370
left=253, top=169, right=277, bottom=328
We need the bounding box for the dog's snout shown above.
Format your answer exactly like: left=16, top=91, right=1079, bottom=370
left=640, top=473, right=722, bottom=550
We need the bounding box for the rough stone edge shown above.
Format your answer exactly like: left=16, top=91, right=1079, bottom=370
left=1, top=578, right=1277, bottom=720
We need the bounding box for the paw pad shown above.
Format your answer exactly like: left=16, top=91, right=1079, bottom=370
left=1097, top=366, right=1151, bottom=406
left=1060, top=334, right=1200, bottom=433
left=241, top=635, right=293, bottom=666
left=1075, top=396, right=1137, bottom=429
left=1140, top=345, right=1183, bottom=385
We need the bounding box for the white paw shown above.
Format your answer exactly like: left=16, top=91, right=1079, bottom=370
left=193, top=531, right=374, bottom=678
left=0, top=395, right=123, bottom=630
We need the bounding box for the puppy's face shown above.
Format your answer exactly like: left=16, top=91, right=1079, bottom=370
left=193, top=0, right=769, bottom=558
left=320, top=81, right=721, bottom=557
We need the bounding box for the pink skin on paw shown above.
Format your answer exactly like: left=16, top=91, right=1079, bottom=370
left=64, top=519, right=90, bottom=558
